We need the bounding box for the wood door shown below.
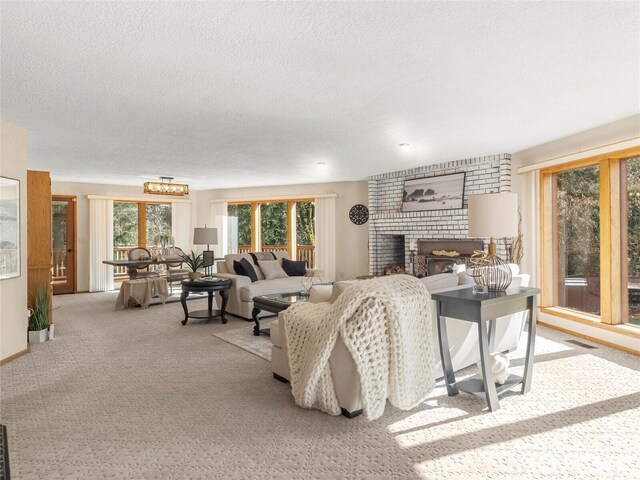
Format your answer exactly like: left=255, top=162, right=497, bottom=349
left=27, top=170, right=53, bottom=315
left=51, top=196, right=76, bottom=294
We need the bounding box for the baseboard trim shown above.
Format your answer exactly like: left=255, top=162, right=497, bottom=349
left=539, top=321, right=639, bottom=356
left=0, top=348, right=28, bottom=366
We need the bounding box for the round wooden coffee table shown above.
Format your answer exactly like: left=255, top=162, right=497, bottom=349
left=180, top=277, right=232, bottom=325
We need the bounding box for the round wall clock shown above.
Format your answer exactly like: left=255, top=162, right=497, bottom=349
left=349, top=204, right=369, bottom=225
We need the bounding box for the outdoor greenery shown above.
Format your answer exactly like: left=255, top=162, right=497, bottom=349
left=556, top=165, right=601, bottom=277
left=626, top=158, right=640, bottom=323
left=556, top=158, right=640, bottom=321
left=113, top=202, right=139, bottom=246
left=52, top=203, right=67, bottom=250
left=29, top=284, right=50, bottom=331
left=627, top=158, right=640, bottom=278
left=296, top=201, right=315, bottom=245
left=113, top=202, right=171, bottom=247
left=557, top=159, right=640, bottom=277
left=228, top=204, right=252, bottom=246
left=227, top=201, right=315, bottom=247
left=145, top=204, right=172, bottom=246
left=261, top=203, right=287, bottom=245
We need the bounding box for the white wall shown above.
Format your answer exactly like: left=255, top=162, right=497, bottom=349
left=0, top=120, right=28, bottom=362
left=51, top=181, right=195, bottom=292
left=195, top=181, right=370, bottom=281
left=512, top=114, right=640, bottom=352
left=513, top=115, right=640, bottom=167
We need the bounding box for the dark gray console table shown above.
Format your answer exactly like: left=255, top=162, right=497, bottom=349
left=431, top=286, right=540, bottom=411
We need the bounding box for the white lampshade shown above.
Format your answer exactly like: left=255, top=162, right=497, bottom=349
left=468, top=192, right=518, bottom=238
left=193, top=227, right=218, bottom=246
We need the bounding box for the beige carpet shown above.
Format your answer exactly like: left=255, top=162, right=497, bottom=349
left=1, top=291, right=639, bottom=479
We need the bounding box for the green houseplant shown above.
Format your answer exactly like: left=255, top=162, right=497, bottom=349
left=28, top=284, right=50, bottom=343
left=179, top=250, right=204, bottom=280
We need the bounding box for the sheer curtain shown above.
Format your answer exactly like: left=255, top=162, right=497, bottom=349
left=89, top=197, right=114, bottom=292
left=171, top=202, right=192, bottom=252
left=314, top=196, right=336, bottom=281
left=210, top=201, right=228, bottom=258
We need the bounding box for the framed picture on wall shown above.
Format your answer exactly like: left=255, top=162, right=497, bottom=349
left=402, top=172, right=466, bottom=212
left=0, top=176, right=20, bottom=279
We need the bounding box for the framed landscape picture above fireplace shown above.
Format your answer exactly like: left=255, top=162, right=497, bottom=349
left=402, top=172, right=466, bottom=212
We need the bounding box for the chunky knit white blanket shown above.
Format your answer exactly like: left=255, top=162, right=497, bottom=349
left=282, top=274, right=435, bottom=420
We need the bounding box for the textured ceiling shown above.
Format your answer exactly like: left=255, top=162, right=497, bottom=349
left=1, top=1, right=639, bottom=190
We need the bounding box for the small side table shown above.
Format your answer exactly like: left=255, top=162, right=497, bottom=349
left=180, top=278, right=232, bottom=326
left=431, top=286, right=540, bottom=411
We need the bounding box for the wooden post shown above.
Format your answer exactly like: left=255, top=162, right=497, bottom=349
left=287, top=201, right=297, bottom=260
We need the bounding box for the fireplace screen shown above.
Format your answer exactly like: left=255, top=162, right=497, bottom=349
left=427, top=258, right=458, bottom=276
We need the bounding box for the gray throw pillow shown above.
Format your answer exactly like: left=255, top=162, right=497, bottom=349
left=257, top=260, right=288, bottom=280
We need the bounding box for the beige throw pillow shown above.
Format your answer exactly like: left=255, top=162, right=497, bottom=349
left=257, top=260, right=288, bottom=280
left=309, top=285, right=333, bottom=303
left=329, top=280, right=357, bottom=303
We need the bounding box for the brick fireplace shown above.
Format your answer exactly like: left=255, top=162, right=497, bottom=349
left=368, top=153, right=512, bottom=276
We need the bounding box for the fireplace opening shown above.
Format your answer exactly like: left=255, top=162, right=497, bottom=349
left=414, top=239, right=484, bottom=277
left=371, top=234, right=405, bottom=276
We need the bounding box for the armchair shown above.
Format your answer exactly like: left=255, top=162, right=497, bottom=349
left=271, top=266, right=531, bottom=418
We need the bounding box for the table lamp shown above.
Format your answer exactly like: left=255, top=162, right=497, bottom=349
left=467, top=192, right=518, bottom=291
left=193, top=226, right=218, bottom=276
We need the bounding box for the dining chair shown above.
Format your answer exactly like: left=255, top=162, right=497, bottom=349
left=127, top=247, right=160, bottom=279
left=165, top=247, right=190, bottom=293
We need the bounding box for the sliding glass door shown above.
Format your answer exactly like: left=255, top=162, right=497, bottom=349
left=555, top=165, right=601, bottom=315
left=541, top=147, right=640, bottom=326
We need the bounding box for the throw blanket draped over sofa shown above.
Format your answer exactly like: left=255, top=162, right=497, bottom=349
left=282, top=275, right=435, bottom=420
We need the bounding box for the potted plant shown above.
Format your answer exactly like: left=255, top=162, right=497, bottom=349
left=28, top=284, right=50, bottom=343
left=179, top=250, right=204, bottom=280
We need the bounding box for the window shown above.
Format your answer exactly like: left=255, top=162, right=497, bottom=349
left=113, top=202, right=139, bottom=248
left=541, top=147, right=640, bottom=327
left=113, top=201, right=171, bottom=273
left=261, top=202, right=287, bottom=251
left=622, top=157, right=640, bottom=325
left=227, top=200, right=315, bottom=267
left=555, top=165, right=601, bottom=315
left=296, top=201, right=315, bottom=268
left=227, top=203, right=252, bottom=253
left=145, top=203, right=172, bottom=246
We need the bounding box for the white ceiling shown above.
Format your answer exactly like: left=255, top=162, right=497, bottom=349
left=1, top=1, right=639, bottom=190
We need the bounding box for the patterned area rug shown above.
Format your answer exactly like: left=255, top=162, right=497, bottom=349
left=212, top=326, right=271, bottom=361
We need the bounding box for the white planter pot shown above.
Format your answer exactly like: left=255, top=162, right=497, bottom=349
left=28, top=328, right=48, bottom=343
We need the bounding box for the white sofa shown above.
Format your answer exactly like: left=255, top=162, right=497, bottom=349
left=215, top=252, right=327, bottom=319
left=271, top=266, right=530, bottom=417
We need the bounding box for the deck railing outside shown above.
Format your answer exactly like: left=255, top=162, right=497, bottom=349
left=113, top=246, right=132, bottom=279
left=51, top=247, right=67, bottom=283
left=237, top=245, right=315, bottom=268
left=110, top=244, right=315, bottom=280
